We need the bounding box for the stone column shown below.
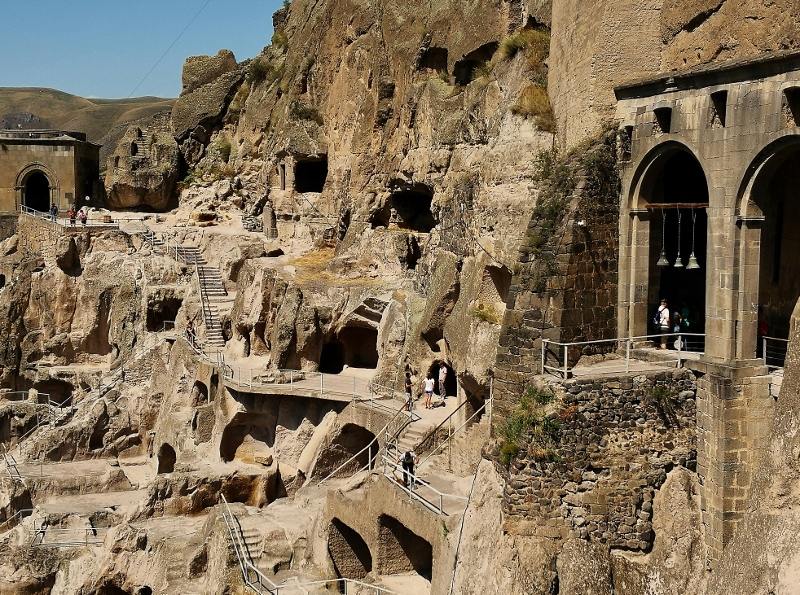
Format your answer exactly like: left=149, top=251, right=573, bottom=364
left=692, top=358, right=773, bottom=566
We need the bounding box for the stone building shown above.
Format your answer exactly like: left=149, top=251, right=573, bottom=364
left=614, top=51, right=800, bottom=563
left=0, top=129, right=100, bottom=214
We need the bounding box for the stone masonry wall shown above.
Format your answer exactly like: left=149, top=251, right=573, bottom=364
left=503, top=368, right=696, bottom=551
left=493, top=133, right=620, bottom=424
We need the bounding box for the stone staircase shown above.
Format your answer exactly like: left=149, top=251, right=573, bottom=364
left=173, top=245, right=227, bottom=349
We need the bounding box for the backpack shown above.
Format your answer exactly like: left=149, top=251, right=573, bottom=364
left=404, top=451, right=413, bottom=464
left=652, top=308, right=663, bottom=330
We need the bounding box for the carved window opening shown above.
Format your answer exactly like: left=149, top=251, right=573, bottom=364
left=783, top=87, right=800, bottom=126
left=654, top=107, right=672, bottom=134
left=709, top=90, right=728, bottom=128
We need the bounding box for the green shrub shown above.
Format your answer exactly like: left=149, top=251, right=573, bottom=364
left=471, top=303, right=502, bottom=324
left=289, top=99, right=323, bottom=124
left=248, top=57, right=284, bottom=85
left=499, top=387, right=561, bottom=468
left=217, top=139, right=232, bottom=163
left=525, top=385, right=554, bottom=406
left=272, top=30, right=289, bottom=49
left=282, top=0, right=291, bottom=8
left=511, top=85, right=556, bottom=132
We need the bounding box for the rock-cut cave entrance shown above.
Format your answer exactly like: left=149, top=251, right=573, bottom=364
left=328, top=518, right=372, bottom=580
left=294, top=157, right=328, bottom=193
left=23, top=171, right=51, bottom=213
left=428, top=361, right=456, bottom=398
left=320, top=327, right=379, bottom=373
left=157, top=443, right=176, bottom=474
left=371, top=184, right=437, bottom=233
left=377, top=514, right=432, bottom=580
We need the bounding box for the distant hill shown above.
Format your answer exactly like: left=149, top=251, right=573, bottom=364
left=0, top=87, right=175, bottom=144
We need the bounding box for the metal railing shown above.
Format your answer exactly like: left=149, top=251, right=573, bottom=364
left=318, top=402, right=419, bottom=485
left=20, top=205, right=119, bottom=228
left=220, top=495, right=398, bottom=594
left=417, top=394, right=493, bottom=470
left=380, top=455, right=468, bottom=516
left=541, top=333, right=706, bottom=379
left=30, top=518, right=108, bottom=547
left=1, top=444, right=23, bottom=481
left=763, top=336, right=789, bottom=371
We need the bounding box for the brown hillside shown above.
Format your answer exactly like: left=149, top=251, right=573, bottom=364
left=0, top=87, right=174, bottom=143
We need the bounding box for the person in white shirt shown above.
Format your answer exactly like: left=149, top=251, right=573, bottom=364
left=657, top=298, right=670, bottom=349
left=423, top=373, right=435, bottom=409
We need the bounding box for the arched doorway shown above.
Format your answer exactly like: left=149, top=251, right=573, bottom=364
left=24, top=171, right=50, bottom=212
left=738, top=138, right=800, bottom=363
left=627, top=144, right=710, bottom=344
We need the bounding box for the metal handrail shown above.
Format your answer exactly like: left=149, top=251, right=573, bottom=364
left=380, top=455, right=468, bottom=516
left=318, top=402, right=418, bottom=485
left=20, top=205, right=119, bottom=228
left=541, top=332, right=707, bottom=378
left=220, top=495, right=398, bottom=594
left=30, top=518, right=108, bottom=547
left=763, top=335, right=790, bottom=371
left=0, top=508, right=34, bottom=532
left=417, top=395, right=492, bottom=469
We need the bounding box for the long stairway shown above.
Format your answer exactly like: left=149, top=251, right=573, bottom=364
left=173, top=245, right=227, bottom=349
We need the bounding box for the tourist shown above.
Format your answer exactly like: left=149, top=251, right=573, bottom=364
left=423, top=373, right=435, bottom=409
left=78, top=210, right=87, bottom=226
left=50, top=203, right=58, bottom=222
left=398, top=449, right=419, bottom=489
left=404, top=372, right=413, bottom=412
left=438, top=362, right=448, bottom=399
left=672, top=311, right=683, bottom=350
left=655, top=298, right=670, bottom=349
left=186, top=320, right=195, bottom=346
left=68, top=207, right=76, bottom=226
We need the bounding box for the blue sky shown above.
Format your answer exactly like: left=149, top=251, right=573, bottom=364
left=1, top=0, right=283, bottom=99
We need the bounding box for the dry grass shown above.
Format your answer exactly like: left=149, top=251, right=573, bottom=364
left=499, top=29, right=550, bottom=86
left=0, top=87, right=174, bottom=143
left=511, top=85, right=556, bottom=132
left=289, top=249, right=382, bottom=289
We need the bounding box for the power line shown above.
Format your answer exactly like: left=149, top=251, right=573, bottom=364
left=126, top=0, right=214, bottom=99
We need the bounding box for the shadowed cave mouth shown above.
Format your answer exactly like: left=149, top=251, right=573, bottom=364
left=454, top=41, right=499, bottom=86
left=295, top=156, right=328, bottom=193
left=328, top=518, right=372, bottom=581
left=378, top=514, right=433, bottom=580
left=157, top=443, right=176, bottom=474
left=370, top=183, right=436, bottom=233
left=146, top=296, right=182, bottom=331
left=320, top=327, right=379, bottom=374
left=32, top=378, right=74, bottom=407
left=428, top=361, right=457, bottom=398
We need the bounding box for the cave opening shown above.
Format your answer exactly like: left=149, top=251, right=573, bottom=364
left=428, top=361, right=457, bottom=398
left=146, top=297, right=183, bottom=332
left=391, top=188, right=436, bottom=232
left=294, top=157, right=328, bottom=193
left=329, top=518, right=373, bottom=580
left=420, top=46, right=448, bottom=73
left=453, top=42, right=499, bottom=86
left=219, top=412, right=274, bottom=463
left=338, top=326, right=379, bottom=369
left=377, top=515, right=432, bottom=579
left=32, top=379, right=74, bottom=407
left=320, top=341, right=346, bottom=374
left=157, top=443, right=176, bottom=474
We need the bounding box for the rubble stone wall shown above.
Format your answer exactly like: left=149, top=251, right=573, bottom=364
left=503, top=368, right=696, bottom=551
